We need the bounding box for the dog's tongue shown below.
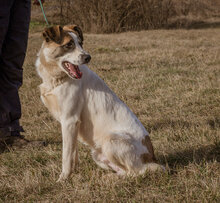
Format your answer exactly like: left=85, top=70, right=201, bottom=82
left=69, top=63, right=82, bottom=79
left=63, top=61, right=83, bottom=79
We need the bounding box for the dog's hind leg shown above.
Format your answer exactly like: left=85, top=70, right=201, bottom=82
left=102, top=134, right=164, bottom=176
left=57, top=119, right=80, bottom=182
left=101, top=134, right=138, bottom=175
left=91, top=149, right=111, bottom=170
left=92, top=148, right=126, bottom=175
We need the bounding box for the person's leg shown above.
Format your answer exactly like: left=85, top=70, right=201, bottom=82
left=0, top=0, right=14, bottom=137
left=0, top=0, right=31, bottom=135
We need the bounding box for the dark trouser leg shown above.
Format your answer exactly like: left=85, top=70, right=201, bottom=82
left=0, top=0, right=31, bottom=133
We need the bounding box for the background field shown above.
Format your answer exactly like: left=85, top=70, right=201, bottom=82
left=0, top=16, right=220, bottom=203
left=32, top=0, right=220, bottom=32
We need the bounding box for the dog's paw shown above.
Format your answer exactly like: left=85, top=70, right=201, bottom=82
left=56, top=172, right=70, bottom=182
left=145, top=163, right=166, bottom=172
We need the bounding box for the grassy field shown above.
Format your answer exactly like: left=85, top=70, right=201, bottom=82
left=0, top=25, right=220, bottom=202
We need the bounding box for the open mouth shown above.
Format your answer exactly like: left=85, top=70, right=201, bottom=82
left=62, top=61, right=82, bottom=79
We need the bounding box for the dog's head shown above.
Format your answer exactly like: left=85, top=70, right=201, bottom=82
left=41, top=25, right=91, bottom=79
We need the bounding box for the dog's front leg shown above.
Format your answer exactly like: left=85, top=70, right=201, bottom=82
left=57, top=119, right=79, bottom=182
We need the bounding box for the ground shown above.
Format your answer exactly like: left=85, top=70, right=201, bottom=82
left=0, top=25, right=219, bottom=202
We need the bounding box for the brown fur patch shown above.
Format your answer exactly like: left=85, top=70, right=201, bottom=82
left=141, top=136, right=157, bottom=163
left=63, top=25, right=78, bottom=32
left=42, top=25, right=74, bottom=46
left=61, top=35, right=73, bottom=45
left=63, top=25, right=84, bottom=43
left=43, top=25, right=64, bottom=44
left=54, top=36, right=75, bottom=58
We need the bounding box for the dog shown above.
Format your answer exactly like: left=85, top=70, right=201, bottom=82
left=36, top=25, right=164, bottom=181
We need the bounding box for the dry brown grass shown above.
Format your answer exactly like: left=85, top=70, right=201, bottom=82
left=32, top=0, right=220, bottom=32
left=0, top=25, right=220, bottom=202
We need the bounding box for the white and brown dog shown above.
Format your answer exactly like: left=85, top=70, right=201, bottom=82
left=36, top=25, right=164, bottom=181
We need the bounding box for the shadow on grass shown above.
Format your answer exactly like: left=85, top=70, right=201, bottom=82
left=148, top=118, right=220, bottom=171
left=0, top=142, right=7, bottom=154
left=159, top=142, right=220, bottom=173
left=208, top=117, right=220, bottom=130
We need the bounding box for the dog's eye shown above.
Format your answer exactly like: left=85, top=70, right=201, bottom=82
left=64, top=41, right=74, bottom=49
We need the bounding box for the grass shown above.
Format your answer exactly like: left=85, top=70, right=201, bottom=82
left=0, top=25, right=219, bottom=202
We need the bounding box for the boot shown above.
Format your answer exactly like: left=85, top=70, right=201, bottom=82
left=0, top=130, right=47, bottom=152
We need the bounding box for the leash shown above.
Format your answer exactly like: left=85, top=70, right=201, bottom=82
left=38, top=0, right=49, bottom=26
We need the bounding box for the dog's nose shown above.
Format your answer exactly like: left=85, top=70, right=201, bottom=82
left=82, top=54, right=91, bottom=64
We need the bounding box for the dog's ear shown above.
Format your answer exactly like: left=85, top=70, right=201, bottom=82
left=42, top=25, right=64, bottom=44
left=63, top=25, right=84, bottom=43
